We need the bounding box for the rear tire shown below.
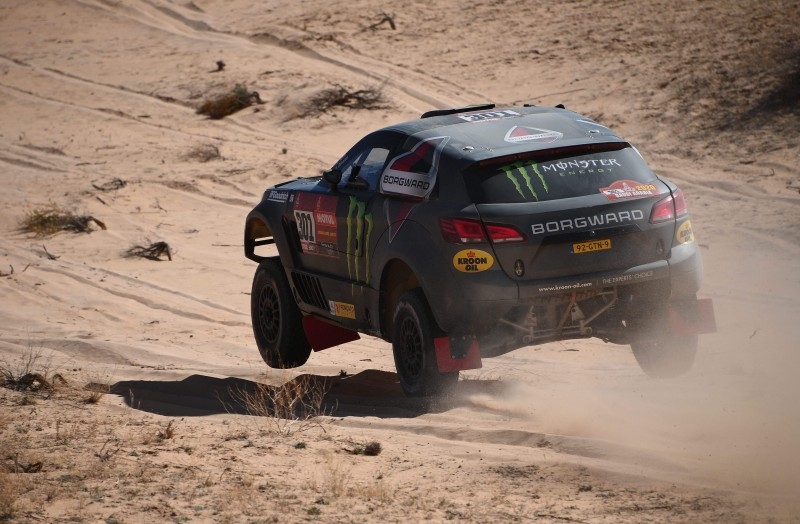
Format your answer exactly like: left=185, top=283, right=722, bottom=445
left=251, top=257, right=311, bottom=368
left=631, top=334, right=697, bottom=378
left=392, top=289, right=458, bottom=397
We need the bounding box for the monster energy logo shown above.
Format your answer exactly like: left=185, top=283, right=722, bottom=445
left=346, top=196, right=373, bottom=291
left=501, top=161, right=549, bottom=201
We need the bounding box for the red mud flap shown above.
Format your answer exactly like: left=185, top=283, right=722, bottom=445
left=434, top=337, right=482, bottom=372
left=668, top=298, right=717, bottom=335
left=302, top=315, right=360, bottom=352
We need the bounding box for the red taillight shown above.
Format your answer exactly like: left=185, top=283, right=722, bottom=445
left=439, top=217, right=525, bottom=244
left=672, top=188, right=688, bottom=218
left=649, top=188, right=689, bottom=224
left=439, top=217, right=487, bottom=243
left=649, top=195, right=675, bottom=223
left=485, top=223, right=526, bottom=243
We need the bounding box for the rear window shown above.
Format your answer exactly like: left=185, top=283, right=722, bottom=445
left=465, top=146, right=658, bottom=203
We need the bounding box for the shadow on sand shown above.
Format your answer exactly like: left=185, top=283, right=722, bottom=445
left=109, top=369, right=508, bottom=419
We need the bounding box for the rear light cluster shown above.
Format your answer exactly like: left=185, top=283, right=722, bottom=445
left=649, top=188, right=688, bottom=224
left=439, top=217, right=525, bottom=244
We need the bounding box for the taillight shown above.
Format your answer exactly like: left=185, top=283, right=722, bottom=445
left=485, top=223, right=526, bottom=243
left=439, top=217, right=525, bottom=244
left=649, top=189, right=688, bottom=223
left=439, top=217, right=487, bottom=243
left=672, top=188, right=688, bottom=218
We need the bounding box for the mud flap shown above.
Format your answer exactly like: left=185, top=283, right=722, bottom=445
left=668, top=298, right=716, bottom=335
left=302, top=315, right=360, bottom=351
left=434, top=336, right=482, bottom=372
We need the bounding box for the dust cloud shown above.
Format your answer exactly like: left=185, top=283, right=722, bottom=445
left=461, top=236, right=800, bottom=500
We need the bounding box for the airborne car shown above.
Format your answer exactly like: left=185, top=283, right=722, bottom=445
left=244, top=104, right=715, bottom=396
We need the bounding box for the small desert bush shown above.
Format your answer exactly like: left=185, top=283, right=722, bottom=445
left=19, top=204, right=106, bottom=238
left=0, top=347, right=56, bottom=393
left=298, top=84, right=389, bottom=119
left=347, top=440, right=382, bottom=456
left=230, top=374, right=330, bottom=435
left=0, top=470, right=20, bottom=521
left=124, top=241, right=172, bottom=261
left=83, top=382, right=108, bottom=404
left=197, top=84, right=262, bottom=119
left=185, top=143, right=221, bottom=162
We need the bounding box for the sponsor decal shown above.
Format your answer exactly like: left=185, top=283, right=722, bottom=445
left=329, top=300, right=356, bottom=319
left=537, top=269, right=658, bottom=293
left=541, top=158, right=621, bottom=176
left=600, top=179, right=660, bottom=201
left=601, top=270, right=654, bottom=286
left=538, top=281, right=593, bottom=293
left=385, top=200, right=417, bottom=243
left=453, top=249, right=494, bottom=273
left=500, top=161, right=549, bottom=201
left=267, top=190, right=289, bottom=203
left=380, top=136, right=449, bottom=199
left=676, top=220, right=695, bottom=244
left=531, top=209, right=644, bottom=235
left=504, top=126, right=563, bottom=144
left=345, top=196, right=373, bottom=289
left=458, top=109, right=520, bottom=122
left=293, top=193, right=338, bottom=258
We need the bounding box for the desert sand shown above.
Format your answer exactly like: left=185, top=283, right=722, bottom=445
left=1, top=0, right=799, bottom=522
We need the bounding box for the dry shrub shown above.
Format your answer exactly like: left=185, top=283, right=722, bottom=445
left=124, top=241, right=172, bottom=261
left=321, top=453, right=351, bottom=498
left=0, top=471, right=20, bottom=520
left=83, top=382, right=108, bottom=404
left=156, top=420, right=175, bottom=442
left=0, top=347, right=56, bottom=393
left=19, top=204, right=106, bottom=238
left=197, top=84, right=262, bottom=119
left=347, top=440, right=382, bottom=456
left=91, top=178, right=127, bottom=192
left=300, top=84, right=389, bottom=118
left=230, top=374, right=330, bottom=435
left=185, top=143, right=221, bottom=162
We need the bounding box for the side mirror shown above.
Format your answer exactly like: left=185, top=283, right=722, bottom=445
left=323, top=168, right=342, bottom=187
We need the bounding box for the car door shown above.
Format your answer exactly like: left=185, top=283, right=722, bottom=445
left=329, top=132, right=402, bottom=288
left=288, top=132, right=403, bottom=324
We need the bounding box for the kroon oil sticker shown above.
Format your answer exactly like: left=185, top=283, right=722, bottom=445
left=453, top=249, right=494, bottom=273
left=676, top=220, right=695, bottom=244
left=329, top=300, right=356, bottom=319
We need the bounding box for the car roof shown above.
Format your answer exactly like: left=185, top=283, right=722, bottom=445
left=383, top=105, right=626, bottom=165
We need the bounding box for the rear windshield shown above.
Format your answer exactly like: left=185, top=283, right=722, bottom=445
left=465, top=146, right=658, bottom=204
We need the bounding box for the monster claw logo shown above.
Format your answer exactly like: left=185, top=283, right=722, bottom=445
left=501, top=161, right=549, bottom=201
left=346, top=196, right=373, bottom=292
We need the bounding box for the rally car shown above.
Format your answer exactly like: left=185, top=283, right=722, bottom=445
left=244, top=104, right=715, bottom=396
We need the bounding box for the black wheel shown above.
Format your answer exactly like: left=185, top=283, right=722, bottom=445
left=391, top=289, right=458, bottom=397
left=631, top=334, right=697, bottom=378
left=251, top=257, right=311, bottom=368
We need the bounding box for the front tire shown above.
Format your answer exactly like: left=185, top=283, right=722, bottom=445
left=391, top=289, right=458, bottom=397
left=251, top=257, right=311, bottom=368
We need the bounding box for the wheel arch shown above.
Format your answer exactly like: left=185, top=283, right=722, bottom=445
left=379, top=258, right=421, bottom=340
left=244, top=208, right=296, bottom=267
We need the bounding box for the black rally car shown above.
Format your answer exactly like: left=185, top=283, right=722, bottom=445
left=244, top=104, right=715, bottom=396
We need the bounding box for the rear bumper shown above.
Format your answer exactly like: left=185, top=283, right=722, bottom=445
left=428, top=243, right=704, bottom=335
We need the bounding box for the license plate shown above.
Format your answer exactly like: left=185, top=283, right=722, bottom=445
left=572, top=239, right=611, bottom=254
